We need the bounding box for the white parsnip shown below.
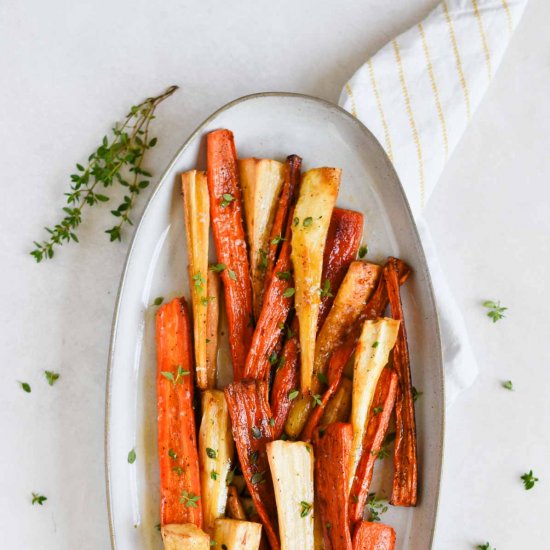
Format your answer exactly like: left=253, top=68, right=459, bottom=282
left=182, top=170, right=212, bottom=389
left=198, top=390, right=234, bottom=532
left=205, top=270, right=220, bottom=386
left=212, top=518, right=262, bottom=550
left=239, top=158, right=285, bottom=317
left=267, top=440, right=315, bottom=550
left=291, top=168, right=341, bottom=393
left=161, top=523, right=210, bottom=550
left=349, top=317, right=400, bottom=490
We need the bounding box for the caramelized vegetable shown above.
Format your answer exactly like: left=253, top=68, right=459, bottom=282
left=198, top=390, right=234, bottom=532
left=349, top=318, right=400, bottom=490
left=267, top=441, right=314, bottom=550
left=224, top=380, right=280, bottom=549
left=318, top=208, right=364, bottom=326
left=385, top=258, right=418, bottom=507
left=349, top=368, right=398, bottom=525
left=321, top=377, right=353, bottom=426
left=227, top=485, right=248, bottom=520
left=239, top=158, right=285, bottom=318
left=156, top=298, right=202, bottom=527
left=213, top=518, right=262, bottom=550
left=205, top=270, right=221, bottom=383
left=161, top=523, right=210, bottom=550
left=182, top=170, right=212, bottom=389
left=207, top=129, right=254, bottom=380
left=270, top=318, right=300, bottom=439
left=352, top=522, right=396, bottom=550
left=314, top=422, right=353, bottom=550
left=291, top=168, right=341, bottom=393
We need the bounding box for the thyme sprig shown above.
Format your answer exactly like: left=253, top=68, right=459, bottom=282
left=31, top=85, right=178, bottom=262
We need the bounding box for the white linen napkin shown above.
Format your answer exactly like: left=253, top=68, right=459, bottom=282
left=339, top=0, right=527, bottom=404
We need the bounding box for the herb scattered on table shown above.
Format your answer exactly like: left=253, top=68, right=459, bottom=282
left=19, top=381, right=31, bottom=393
left=358, top=245, right=368, bottom=258
left=44, top=371, right=60, bottom=386
left=153, top=297, right=164, bottom=306
left=31, top=85, right=178, bottom=262
left=502, top=380, right=513, bottom=391
left=127, top=448, right=136, bottom=464
left=483, top=300, right=507, bottom=323
left=476, top=543, right=495, bottom=550
left=521, top=470, right=539, bottom=490
left=412, top=386, right=422, bottom=402
left=31, top=493, right=47, bottom=506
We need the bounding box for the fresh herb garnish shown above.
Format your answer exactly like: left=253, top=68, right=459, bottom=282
left=19, top=381, right=31, bottom=393
left=483, top=300, right=507, bottom=323
left=220, top=193, right=235, bottom=208
left=283, top=287, right=295, bottom=298
left=226, top=468, right=236, bottom=486
left=160, top=365, right=189, bottom=386
left=373, top=407, right=383, bottom=415
left=477, top=544, right=495, bottom=550
left=172, top=466, right=184, bottom=476
left=502, top=380, right=513, bottom=391
left=168, top=449, right=177, bottom=460
left=317, top=372, right=329, bottom=385
left=209, top=263, right=226, bottom=273
left=44, top=371, right=60, bottom=386
left=269, top=417, right=275, bottom=427
left=293, top=217, right=299, bottom=226
left=276, top=271, right=291, bottom=280
left=300, top=501, right=313, bottom=517
left=303, top=217, right=313, bottom=227
left=180, top=490, right=200, bottom=508
left=210, top=470, right=219, bottom=480
left=227, top=269, right=237, bottom=281
left=366, top=493, right=388, bottom=522
left=31, top=86, right=178, bottom=261
left=521, top=470, right=539, bottom=490
left=358, top=245, right=368, bottom=258
left=206, top=448, right=217, bottom=459
left=251, top=426, right=262, bottom=439
left=312, top=394, right=323, bottom=407
left=200, top=296, right=215, bottom=306
left=193, top=272, right=206, bottom=289
left=258, top=249, right=268, bottom=272
left=319, top=280, right=333, bottom=298
left=372, top=446, right=390, bottom=460
left=251, top=471, right=266, bottom=485
left=153, top=296, right=164, bottom=306
left=249, top=451, right=259, bottom=465
left=288, top=390, right=299, bottom=401
left=412, top=387, right=422, bottom=402
left=127, top=448, right=137, bottom=464
left=372, top=341, right=379, bottom=348
left=268, top=351, right=278, bottom=365
left=271, top=235, right=286, bottom=245
left=31, top=493, right=47, bottom=506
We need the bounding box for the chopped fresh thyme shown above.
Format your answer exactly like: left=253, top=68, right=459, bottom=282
left=153, top=296, right=164, bottom=306
left=412, top=387, right=422, bottom=402
left=483, top=300, right=507, bottom=323
left=206, top=448, right=217, bottom=459
left=299, top=500, right=313, bottom=517
left=288, top=390, right=299, bottom=401
left=319, top=280, right=333, bottom=298
left=358, top=245, right=368, bottom=258
left=251, top=426, right=262, bottom=439
left=44, top=371, right=60, bottom=386
left=283, top=287, right=295, bottom=298
left=502, top=380, right=513, bottom=391
left=127, top=448, right=137, bottom=464
left=19, top=381, right=31, bottom=393
left=31, top=493, right=47, bottom=506
left=521, top=470, right=539, bottom=490
left=180, top=490, right=200, bottom=508
left=209, top=263, right=226, bottom=273
left=220, top=193, right=235, bottom=208
left=303, top=217, right=313, bottom=227
left=366, top=492, right=388, bottom=522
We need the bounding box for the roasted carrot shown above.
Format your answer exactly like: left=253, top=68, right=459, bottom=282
left=301, top=343, right=354, bottom=442
left=244, top=216, right=295, bottom=380
left=318, top=207, right=364, bottom=327
left=224, top=380, right=280, bottom=549
left=314, top=422, right=353, bottom=550
left=270, top=317, right=300, bottom=439
left=349, top=367, right=398, bottom=525
left=263, top=155, right=302, bottom=296
left=207, top=129, right=254, bottom=380
left=352, top=522, right=396, bottom=550
left=156, top=298, right=202, bottom=527
left=385, top=258, right=418, bottom=507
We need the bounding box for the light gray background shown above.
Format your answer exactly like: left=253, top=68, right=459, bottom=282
left=1, top=1, right=548, bottom=549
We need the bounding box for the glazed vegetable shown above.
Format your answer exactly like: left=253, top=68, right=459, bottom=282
left=207, top=129, right=254, bottom=380
left=267, top=441, right=315, bottom=550
left=244, top=217, right=294, bottom=380
left=385, top=258, right=418, bottom=507
left=239, top=158, right=286, bottom=318
left=349, top=318, right=400, bottom=490
left=314, top=423, right=353, bottom=550
left=318, top=208, right=364, bottom=326
left=320, top=377, right=353, bottom=427
left=182, top=170, right=212, bottom=389
left=349, top=367, right=398, bottom=525
left=198, top=390, right=234, bottom=532
left=213, top=518, right=263, bottom=550
left=227, top=485, right=248, bottom=520
left=263, top=155, right=302, bottom=295
left=205, top=270, right=220, bottom=381
left=224, top=380, right=280, bottom=549
left=352, top=522, right=396, bottom=550
left=161, top=523, right=210, bottom=550
left=270, top=318, right=300, bottom=439
left=285, top=260, right=380, bottom=439
left=291, top=167, right=341, bottom=393
left=156, top=298, right=202, bottom=527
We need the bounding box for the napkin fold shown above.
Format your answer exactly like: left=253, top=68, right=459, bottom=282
left=339, top=0, right=527, bottom=404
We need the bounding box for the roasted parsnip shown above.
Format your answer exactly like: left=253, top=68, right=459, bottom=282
left=205, top=270, right=220, bottom=383
left=385, top=258, right=418, bottom=507
left=213, top=518, right=263, bottom=550
left=199, top=390, right=234, bottom=532
left=239, top=158, right=286, bottom=318
left=207, top=129, right=254, bottom=380
left=161, top=523, right=210, bottom=550
left=156, top=298, right=202, bottom=527
left=349, top=318, right=400, bottom=490
left=352, top=522, right=396, bottom=550
left=267, top=441, right=314, bottom=550
left=227, top=485, right=248, bottom=520
left=321, top=377, right=353, bottom=426
left=291, top=167, right=340, bottom=393
left=182, top=170, right=212, bottom=389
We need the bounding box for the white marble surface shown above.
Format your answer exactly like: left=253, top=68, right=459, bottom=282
left=1, top=1, right=548, bottom=548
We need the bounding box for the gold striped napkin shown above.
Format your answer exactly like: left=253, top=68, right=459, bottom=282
left=339, top=0, right=527, bottom=403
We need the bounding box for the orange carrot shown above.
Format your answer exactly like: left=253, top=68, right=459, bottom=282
left=270, top=317, right=300, bottom=439
left=318, top=208, right=364, bottom=327
left=352, top=522, right=396, bottom=550
left=207, top=129, right=254, bottom=380
left=224, top=380, right=280, bottom=549
left=349, top=368, right=398, bottom=525
left=301, top=343, right=353, bottom=442
left=314, top=422, right=353, bottom=550
left=156, top=298, right=202, bottom=527
left=385, top=258, right=418, bottom=507
left=262, top=154, right=302, bottom=296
